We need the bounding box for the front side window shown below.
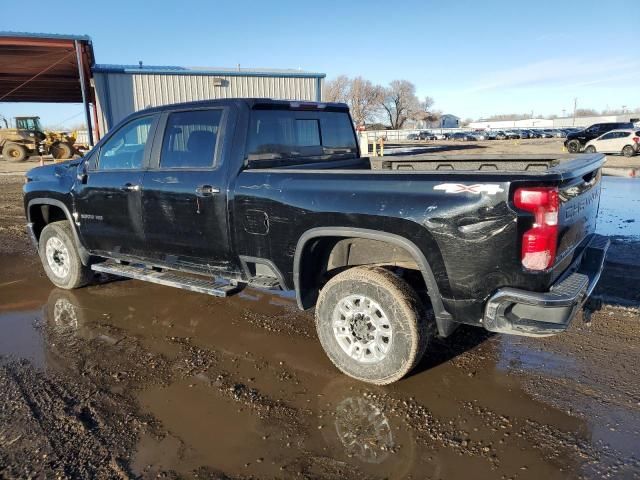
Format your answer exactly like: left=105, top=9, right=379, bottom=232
left=599, top=132, right=615, bottom=140
left=160, top=109, right=222, bottom=168
left=246, top=110, right=357, bottom=162
left=98, top=116, right=154, bottom=170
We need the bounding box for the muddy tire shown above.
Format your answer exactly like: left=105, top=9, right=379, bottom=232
left=2, top=143, right=28, bottom=162
left=50, top=142, right=73, bottom=160
left=585, top=145, right=596, bottom=153
left=315, top=266, right=433, bottom=385
left=566, top=139, right=582, bottom=153
left=622, top=145, right=636, bottom=157
left=38, top=221, right=93, bottom=289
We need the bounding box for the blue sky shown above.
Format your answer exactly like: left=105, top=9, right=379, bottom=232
left=2, top=0, right=638, bottom=126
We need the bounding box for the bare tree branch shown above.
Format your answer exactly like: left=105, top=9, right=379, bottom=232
left=380, top=80, right=420, bottom=129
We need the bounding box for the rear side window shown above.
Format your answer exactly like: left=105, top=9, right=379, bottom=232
left=246, top=110, right=357, bottom=162
left=160, top=109, right=222, bottom=168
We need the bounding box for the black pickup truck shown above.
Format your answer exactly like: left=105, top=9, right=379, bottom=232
left=24, top=99, right=609, bottom=385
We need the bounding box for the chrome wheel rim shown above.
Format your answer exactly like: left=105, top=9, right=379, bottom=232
left=332, top=294, right=392, bottom=364
left=45, top=237, right=70, bottom=279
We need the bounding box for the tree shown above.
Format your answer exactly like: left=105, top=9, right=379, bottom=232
left=325, top=75, right=350, bottom=103
left=482, top=113, right=530, bottom=121
left=325, top=75, right=383, bottom=126
left=574, top=108, right=599, bottom=117
left=348, top=77, right=384, bottom=126
left=411, top=96, right=438, bottom=124
left=380, top=80, right=420, bottom=129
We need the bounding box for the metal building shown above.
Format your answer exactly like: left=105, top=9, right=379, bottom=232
left=93, top=64, right=326, bottom=133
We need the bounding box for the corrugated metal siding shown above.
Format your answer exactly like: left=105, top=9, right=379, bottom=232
left=95, top=72, right=321, bottom=132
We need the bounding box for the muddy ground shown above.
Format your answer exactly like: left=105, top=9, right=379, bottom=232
left=1, top=175, right=639, bottom=479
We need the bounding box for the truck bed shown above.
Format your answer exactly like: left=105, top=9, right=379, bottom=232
left=370, top=153, right=603, bottom=178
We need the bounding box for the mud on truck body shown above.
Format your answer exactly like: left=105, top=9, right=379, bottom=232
left=24, top=99, right=609, bottom=384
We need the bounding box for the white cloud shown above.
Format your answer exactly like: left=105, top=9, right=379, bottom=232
left=463, top=57, right=640, bottom=93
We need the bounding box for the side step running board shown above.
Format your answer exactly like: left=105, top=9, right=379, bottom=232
left=91, top=262, right=239, bottom=297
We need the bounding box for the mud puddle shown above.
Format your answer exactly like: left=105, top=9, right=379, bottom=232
left=1, top=253, right=639, bottom=479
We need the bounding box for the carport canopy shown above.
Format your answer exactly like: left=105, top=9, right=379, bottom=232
left=0, top=32, right=96, bottom=144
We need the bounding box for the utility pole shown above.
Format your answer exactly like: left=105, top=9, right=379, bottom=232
left=572, top=98, right=577, bottom=126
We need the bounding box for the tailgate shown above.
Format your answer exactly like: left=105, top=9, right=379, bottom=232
left=556, top=168, right=602, bottom=261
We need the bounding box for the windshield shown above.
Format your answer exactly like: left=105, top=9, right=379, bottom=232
left=245, top=109, right=357, bottom=163
left=16, top=117, right=43, bottom=131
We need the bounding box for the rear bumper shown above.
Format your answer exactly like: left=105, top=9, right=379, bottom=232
left=483, top=234, right=609, bottom=337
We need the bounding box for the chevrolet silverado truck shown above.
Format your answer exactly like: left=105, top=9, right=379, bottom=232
left=24, top=99, right=609, bottom=385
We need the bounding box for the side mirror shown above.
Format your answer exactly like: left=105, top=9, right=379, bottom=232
left=76, top=160, right=88, bottom=184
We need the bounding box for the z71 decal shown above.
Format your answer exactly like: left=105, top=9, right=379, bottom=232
left=434, top=183, right=504, bottom=195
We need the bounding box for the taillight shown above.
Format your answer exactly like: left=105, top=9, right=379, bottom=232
left=514, top=187, right=559, bottom=270
left=633, top=137, right=639, bottom=144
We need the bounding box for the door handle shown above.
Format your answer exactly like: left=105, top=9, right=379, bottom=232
left=195, top=185, right=219, bottom=197
left=122, top=183, right=140, bottom=192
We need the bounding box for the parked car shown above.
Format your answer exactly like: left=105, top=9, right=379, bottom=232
left=450, top=132, right=476, bottom=141
left=434, top=132, right=450, bottom=140
left=24, top=98, right=609, bottom=385
left=502, top=130, right=520, bottom=139
left=495, top=131, right=509, bottom=140
left=565, top=122, right=635, bottom=153
left=406, top=133, right=419, bottom=140
left=473, top=131, right=495, bottom=140
left=539, top=130, right=555, bottom=138
left=417, top=130, right=437, bottom=141
left=527, top=130, right=543, bottom=138
left=584, top=130, right=640, bottom=157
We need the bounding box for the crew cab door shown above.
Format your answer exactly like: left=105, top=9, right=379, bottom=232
left=140, top=107, right=234, bottom=272
left=74, top=114, right=158, bottom=256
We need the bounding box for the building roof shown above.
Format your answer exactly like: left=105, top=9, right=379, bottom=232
left=93, top=64, right=326, bottom=78
left=0, top=31, right=91, bottom=41
left=0, top=31, right=94, bottom=103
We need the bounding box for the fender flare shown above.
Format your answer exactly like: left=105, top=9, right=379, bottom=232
left=293, top=227, right=452, bottom=324
left=27, top=198, right=90, bottom=265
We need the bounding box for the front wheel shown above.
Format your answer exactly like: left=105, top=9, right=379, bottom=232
left=585, top=145, right=597, bottom=153
left=50, top=142, right=73, bottom=160
left=622, top=145, right=636, bottom=157
left=315, top=266, right=433, bottom=385
left=2, top=143, right=28, bottom=162
left=38, top=221, right=93, bottom=289
left=566, top=140, right=582, bottom=153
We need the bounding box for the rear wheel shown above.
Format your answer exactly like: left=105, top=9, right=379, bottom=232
left=566, top=140, right=582, bottom=153
left=2, top=143, right=28, bottom=162
left=585, top=145, right=597, bottom=153
left=622, top=145, right=636, bottom=157
left=315, top=266, right=434, bottom=385
left=38, top=221, right=93, bottom=289
left=50, top=142, right=73, bottom=160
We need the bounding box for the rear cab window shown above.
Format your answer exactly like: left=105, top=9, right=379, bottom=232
left=245, top=107, right=357, bottom=166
